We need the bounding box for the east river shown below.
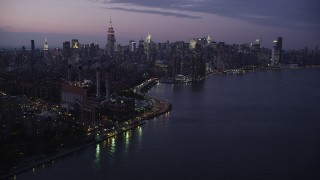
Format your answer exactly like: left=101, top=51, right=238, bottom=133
left=16, top=68, right=320, bottom=179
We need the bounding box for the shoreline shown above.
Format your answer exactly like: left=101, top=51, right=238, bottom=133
left=2, top=68, right=317, bottom=179
left=1, top=93, right=172, bottom=180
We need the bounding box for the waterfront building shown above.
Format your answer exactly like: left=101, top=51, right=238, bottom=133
left=102, top=96, right=135, bottom=121
left=61, top=83, right=88, bottom=104
left=250, top=38, right=261, bottom=52
left=271, top=37, right=283, bottom=66
left=192, top=43, right=206, bottom=81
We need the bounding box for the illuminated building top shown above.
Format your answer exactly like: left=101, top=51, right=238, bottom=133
left=108, top=18, right=114, bottom=36
left=72, top=39, right=79, bottom=49
left=256, top=38, right=261, bottom=45
left=189, top=38, right=197, bottom=49
left=207, top=35, right=212, bottom=44
left=271, top=37, right=283, bottom=66
left=73, top=42, right=79, bottom=49
left=107, top=18, right=116, bottom=57
left=146, top=33, right=151, bottom=44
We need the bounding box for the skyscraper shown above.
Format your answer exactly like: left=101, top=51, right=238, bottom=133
left=189, top=38, right=197, bottom=49
left=145, top=33, right=152, bottom=61
left=31, top=40, right=35, bottom=55
left=255, top=38, right=261, bottom=49
left=192, top=43, right=206, bottom=81
left=146, top=33, right=151, bottom=44
left=129, top=40, right=136, bottom=52
left=71, top=39, right=79, bottom=49
left=31, top=40, right=35, bottom=69
left=63, top=41, right=71, bottom=57
left=43, top=37, right=49, bottom=51
left=197, top=38, right=207, bottom=46
left=271, top=37, right=283, bottom=66
left=251, top=38, right=261, bottom=52
left=107, top=18, right=116, bottom=58
left=207, top=35, right=212, bottom=44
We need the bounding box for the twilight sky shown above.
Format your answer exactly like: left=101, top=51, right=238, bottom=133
left=0, top=0, right=319, bottom=49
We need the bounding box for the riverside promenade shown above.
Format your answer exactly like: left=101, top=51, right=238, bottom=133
left=140, top=95, right=172, bottom=120
left=134, top=78, right=172, bottom=120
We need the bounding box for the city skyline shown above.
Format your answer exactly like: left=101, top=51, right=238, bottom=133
left=1, top=0, right=319, bottom=49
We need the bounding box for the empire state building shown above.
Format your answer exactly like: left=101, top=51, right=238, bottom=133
left=107, top=18, right=116, bottom=58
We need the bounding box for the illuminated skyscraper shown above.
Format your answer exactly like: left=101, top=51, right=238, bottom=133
left=43, top=37, right=49, bottom=51
left=256, top=38, right=261, bottom=46
left=71, top=39, right=79, bottom=49
left=129, top=40, right=136, bottom=52
left=251, top=38, right=261, bottom=51
left=107, top=18, right=116, bottom=58
left=146, top=33, right=151, bottom=44
left=189, top=38, right=197, bottom=49
left=145, top=33, right=152, bottom=61
left=271, top=37, right=283, bottom=66
left=207, top=35, right=212, bottom=44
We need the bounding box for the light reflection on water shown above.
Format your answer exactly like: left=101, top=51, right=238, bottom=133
left=95, top=144, right=100, bottom=165
left=124, top=130, right=131, bottom=155
left=109, top=136, right=116, bottom=155
left=137, top=126, right=143, bottom=139
left=102, top=138, right=107, bottom=148
left=136, top=126, right=143, bottom=151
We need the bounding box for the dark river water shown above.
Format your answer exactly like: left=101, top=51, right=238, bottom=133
left=17, top=69, right=320, bottom=180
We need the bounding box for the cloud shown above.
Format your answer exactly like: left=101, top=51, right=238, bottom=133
left=90, top=0, right=320, bottom=28
left=0, top=25, right=13, bottom=31
left=105, top=7, right=201, bottom=19
left=0, top=29, right=107, bottom=48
